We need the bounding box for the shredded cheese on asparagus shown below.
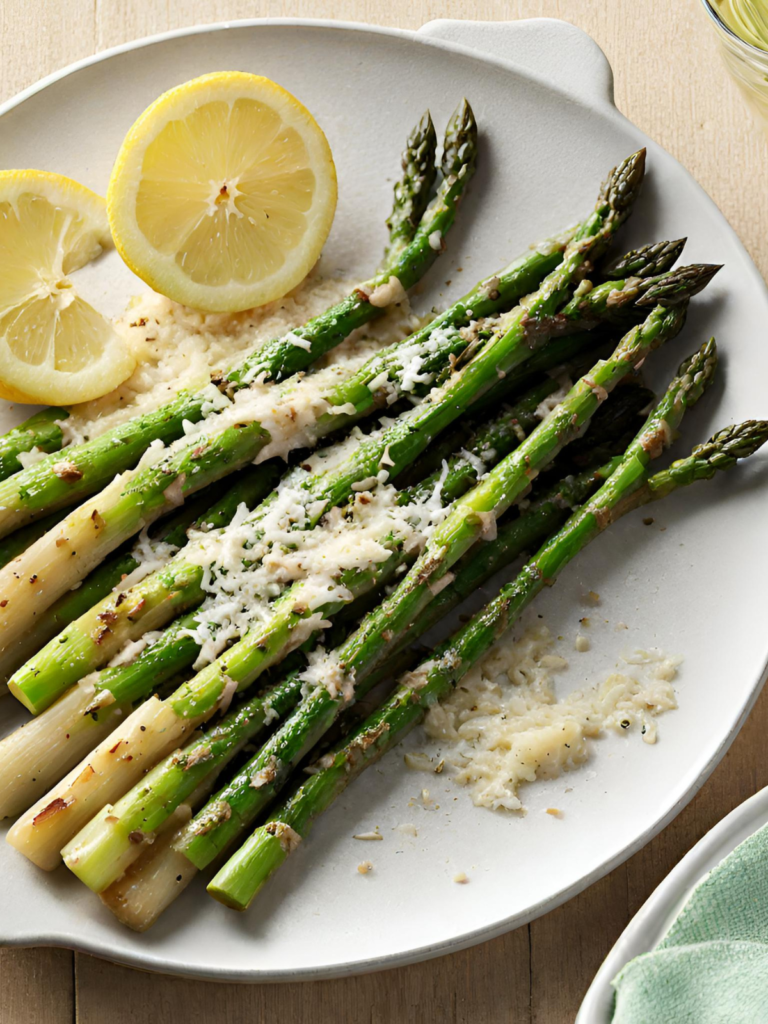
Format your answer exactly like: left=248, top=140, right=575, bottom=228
left=180, top=470, right=453, bottom=672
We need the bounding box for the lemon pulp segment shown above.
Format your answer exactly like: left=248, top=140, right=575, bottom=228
left=0, top=171, right=134, bottom=406
left=108, top=73, right=337, bottom=312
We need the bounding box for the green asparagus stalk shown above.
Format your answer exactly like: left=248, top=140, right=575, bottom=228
left=0, top=409, right=67, bottom=483
left=401, top=376, right=651, bottom=509
left=0, top=465, right=230, bottom=573
left=543, top=262, right=720, bottom=335
left=554, top=380, right=652, bottom=471
left=384, top=111, right=438, bottom=262
left=211, top=373, right=768, bottom=912
left=0, top=106, right=474, bottom=538
left=150, top=308, right=698, bottom=877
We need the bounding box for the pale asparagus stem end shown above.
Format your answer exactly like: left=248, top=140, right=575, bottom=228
left=5, top=696, right=198, bottom=870
left=99, top=804, right=198, bottom=932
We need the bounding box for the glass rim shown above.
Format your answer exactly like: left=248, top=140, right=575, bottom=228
left=700, top=0, right=768, bottom=60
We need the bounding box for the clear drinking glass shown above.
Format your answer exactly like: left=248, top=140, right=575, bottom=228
left=701, top=0, right=768, bottom=134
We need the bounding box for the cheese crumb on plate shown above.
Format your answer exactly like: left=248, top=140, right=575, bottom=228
left=423, top=624, right=680, bottom=812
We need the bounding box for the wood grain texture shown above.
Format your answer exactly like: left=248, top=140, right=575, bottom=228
left=1, top=2, right=766, bottom=1022
left=0, top=947, right=73, bottom=1024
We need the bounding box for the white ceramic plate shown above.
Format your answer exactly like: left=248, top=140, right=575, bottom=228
left=576, top=786, right=768, bottom=1022
left=1, top=17, right=768, bottom=983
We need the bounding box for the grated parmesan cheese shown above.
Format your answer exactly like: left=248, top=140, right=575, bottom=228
left=62, top=277, right=355, bottom=443
left=113, top=526, right=181, bottom=593
left=106, top=631, right=164, bottom=668
left=284, top=331, right=313, bottom=351
left=535, top=377, right=572, bottom=420
left=458, top=447, right=488, bottom=481
left=176, top=442, right=457, bottom=675
left=300, top=648, right=355, bottom=702
left=368, top=276, right=406, bottom=308
left=424, top=624, right=680, bottom=811
left=15, top=447, right=49, bottom=469
left=53, top=274, right=420, bottom=452
left=395, top=823, right=418, bottom=836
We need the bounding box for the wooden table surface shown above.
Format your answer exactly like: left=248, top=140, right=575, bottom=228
left=1, top=1, right=766, bottom=1021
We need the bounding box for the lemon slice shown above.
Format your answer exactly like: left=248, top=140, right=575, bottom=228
left=107, top=72, right=338, bottom=313
left=0, top=170, right=135, bottom=406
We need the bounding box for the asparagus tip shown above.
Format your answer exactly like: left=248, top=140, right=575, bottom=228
left=675, top=337, right=718, bottom=403
left=599, top=148, right=647, bottom=218
left=382, top=109, right=440, bottom=264
left=441, top=98, right=478, bottom=178
left=602, top=237, right=689, bottom=280
left=693, top=420, right=768, bottom=468
left=408, top=111, right=437, bottom=158
left=638, top=263, right=723, bottom=307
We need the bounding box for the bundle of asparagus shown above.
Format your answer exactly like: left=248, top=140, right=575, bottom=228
left=0, top=110, right=758, bottom=938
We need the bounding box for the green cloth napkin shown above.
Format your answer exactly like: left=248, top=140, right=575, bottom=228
left=611, top=819, right=768, bottom=1022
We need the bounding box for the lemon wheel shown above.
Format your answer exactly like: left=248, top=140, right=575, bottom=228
left=107, top=72, right=338, bottom=313
left=0, top=170, right=135, bottom=406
